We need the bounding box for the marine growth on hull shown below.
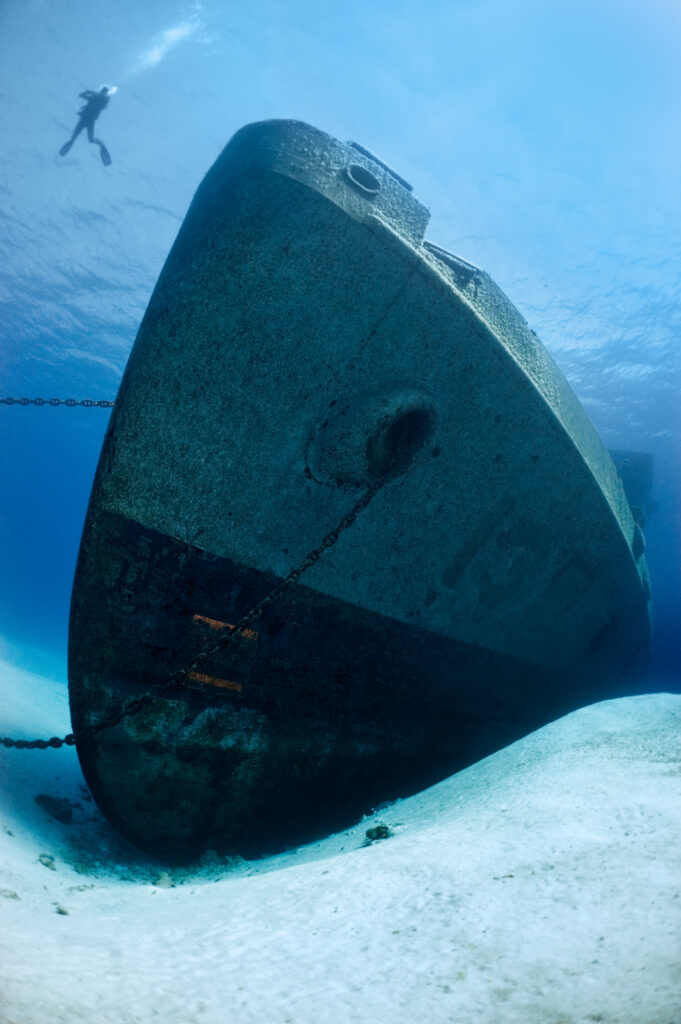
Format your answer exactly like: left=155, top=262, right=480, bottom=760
left=68, top=120, right=651, bottom=861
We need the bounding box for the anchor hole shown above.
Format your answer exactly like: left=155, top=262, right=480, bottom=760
left=366, top=407, right=435, bottom=480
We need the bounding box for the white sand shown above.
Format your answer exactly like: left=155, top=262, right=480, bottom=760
left=1, top=658, right=679, bottom=1024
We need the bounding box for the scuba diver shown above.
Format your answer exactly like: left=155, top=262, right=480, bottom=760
left=59, top=85, right=116, bottom=166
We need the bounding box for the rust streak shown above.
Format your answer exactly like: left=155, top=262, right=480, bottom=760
left=193, top=614, right=258, bottom=640
left=187, top=671, right=243, bottom=693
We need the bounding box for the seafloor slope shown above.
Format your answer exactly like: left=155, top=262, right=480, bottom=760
left=1, top=659, right=679, bottom=1024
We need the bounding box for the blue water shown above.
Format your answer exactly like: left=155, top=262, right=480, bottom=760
left=1, top=0, right=679, bottom=688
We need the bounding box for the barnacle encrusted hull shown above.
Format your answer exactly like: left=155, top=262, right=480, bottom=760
left=68, top=120, right=650, bottom=862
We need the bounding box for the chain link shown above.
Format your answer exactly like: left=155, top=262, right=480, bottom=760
left=1, top=397, right=114, bottom=407
left=0, top=477, right=385, bottom=751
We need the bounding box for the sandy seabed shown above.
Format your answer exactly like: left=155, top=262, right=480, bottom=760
left=1, top=659, right=679, bottom=1024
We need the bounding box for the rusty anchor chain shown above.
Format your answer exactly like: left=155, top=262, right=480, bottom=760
left=0, top=476, right=386, bottom=751
left=0, top=397, right=114, bottom=407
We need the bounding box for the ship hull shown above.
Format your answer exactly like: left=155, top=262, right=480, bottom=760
left=69, top=120, right=650, bottom=861
left=71, top=506, right=602, bottom=860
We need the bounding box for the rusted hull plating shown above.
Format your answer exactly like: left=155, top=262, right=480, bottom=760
left=69, top=120, right=650, bottom=861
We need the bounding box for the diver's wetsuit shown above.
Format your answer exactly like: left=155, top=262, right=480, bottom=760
left=59, top=88, right=112, bottom=165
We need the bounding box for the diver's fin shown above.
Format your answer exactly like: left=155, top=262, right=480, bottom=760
left=59, top=141, right=72, bottom=157
left=99, top=144, right=112, bottom=167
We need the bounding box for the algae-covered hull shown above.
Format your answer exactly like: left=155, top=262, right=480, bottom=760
left=68, top=120, right=650, bottom=861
